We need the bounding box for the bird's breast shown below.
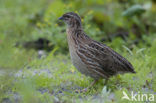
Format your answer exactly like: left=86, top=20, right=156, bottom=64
left=66, top=29, right=91, bottom=76
left=66, top=28, right=105, bottom=79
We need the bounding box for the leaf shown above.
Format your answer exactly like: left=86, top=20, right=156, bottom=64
left=122, top=5, right=146, bottom=17
left=122, top=45, right=133, bottom=55
left=136, top=48, right=146, bottom=54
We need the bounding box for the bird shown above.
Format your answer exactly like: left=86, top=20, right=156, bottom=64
left=58, top=12, right=136, bottom=90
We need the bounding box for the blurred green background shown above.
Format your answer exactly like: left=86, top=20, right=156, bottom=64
left=0, top=0, right=156, bottom=103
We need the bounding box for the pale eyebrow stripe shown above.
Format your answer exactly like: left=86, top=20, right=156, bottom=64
left=66, top=14, right=74, bottom=17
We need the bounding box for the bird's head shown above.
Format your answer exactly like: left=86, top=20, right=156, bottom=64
left=58, top=12, right=82, bottom=28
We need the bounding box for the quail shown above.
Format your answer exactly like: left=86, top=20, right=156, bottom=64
left=58, top=12, right=136, bottom=89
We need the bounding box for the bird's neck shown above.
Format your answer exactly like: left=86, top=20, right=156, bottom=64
left=66, top=21, right=85, bottom=38
left=68, top=26, right=82, bottom=31
left=67, top=20, right=82, bottom=29
left=67, top=24, right=82, bottom=30
left=67, top=26, right=84, bottom=37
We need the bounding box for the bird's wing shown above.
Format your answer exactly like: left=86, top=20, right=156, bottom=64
left=107, top=47, right=135, bottom=73
left=76, top=39, right=116, bottom=78
left=76, top=39, right=135, bottom=78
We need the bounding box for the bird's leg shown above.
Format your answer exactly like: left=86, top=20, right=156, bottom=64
left=81, top=80, right=98, bottom=92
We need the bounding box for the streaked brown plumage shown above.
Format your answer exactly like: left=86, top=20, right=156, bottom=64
left=59, top=12, right=135, bottom=89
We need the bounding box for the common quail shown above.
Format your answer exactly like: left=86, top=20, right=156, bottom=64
left=58, top=12, right=136, bottom=89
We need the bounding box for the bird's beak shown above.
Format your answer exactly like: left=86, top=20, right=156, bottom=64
left=58, top=16, right=64, bottom=20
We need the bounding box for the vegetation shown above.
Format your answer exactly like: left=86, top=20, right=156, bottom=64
left=0, top=0, right=156, bottom=102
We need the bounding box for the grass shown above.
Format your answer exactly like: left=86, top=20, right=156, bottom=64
left=1, top=36, right=156, bottom=103
left=0, top=0, right=156, bottom=103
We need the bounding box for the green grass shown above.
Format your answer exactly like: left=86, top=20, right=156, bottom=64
left=1, top=36, right=156, bottom=103
left=0, top=0, right=156, bottom=103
